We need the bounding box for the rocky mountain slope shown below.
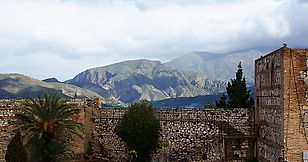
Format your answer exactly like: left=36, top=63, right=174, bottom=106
left=0, top=73, right=102, bottom=99
left=166, top=49, right=270, bottom=83
left=67, top=59, right=226, bottom=103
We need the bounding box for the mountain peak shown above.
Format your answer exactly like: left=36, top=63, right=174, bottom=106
left=68, top=59, right=226, bottom=103
left=166, top=49, right=270, bottom=83
left=42, top=78, right=61, bottom=83
left=96, top=59, right=161, bottom=69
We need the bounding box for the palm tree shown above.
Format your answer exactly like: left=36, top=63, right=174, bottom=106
left=15, top=92, right=84, bottom=162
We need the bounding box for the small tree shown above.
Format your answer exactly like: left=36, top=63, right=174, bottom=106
left=5, top=131, right=28, bottom=162
left=215, top=93, right=227, bottom=108
left=115, top=100, right=160, bottom=162
left=227, top=62, right=253, bottom=108
left=204, top=102, right=216, bottom=109
left=84, top=141, right=94, bottom=160
left=216, top=62, right=254, bottom=108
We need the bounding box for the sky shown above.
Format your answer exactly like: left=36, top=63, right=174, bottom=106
left=0, top=0, right=307, bottom=81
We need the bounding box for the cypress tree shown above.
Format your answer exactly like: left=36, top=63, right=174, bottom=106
left=215, top=93, right=227, bottom=108
left=5, top=131, right=28, bottom=162
left=214, top=62, right=254, bottom=108
left=226, top=62, right=253, bottom=108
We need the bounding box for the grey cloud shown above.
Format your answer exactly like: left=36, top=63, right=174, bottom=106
left=297, top=0, right=308, bottom=3
left=0, top=0, right=308, bottom=80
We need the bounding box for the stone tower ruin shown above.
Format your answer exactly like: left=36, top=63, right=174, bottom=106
left=255, top=46, right=308, bottom=161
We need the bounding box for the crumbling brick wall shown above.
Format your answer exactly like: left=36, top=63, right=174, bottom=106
left=0, top=99, right=94, bottom=161
left=282, top=48, right=308, bottom=161
left=255, top=46, right=308, bottom=161
left=0, top=100, right=23, bottom=162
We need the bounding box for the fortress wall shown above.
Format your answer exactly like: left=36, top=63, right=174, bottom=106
left=92, top=107, right=255, bottom=161
left=0, top=100, right=255, bottom=162
left=255, top=47, right=308, bottom=161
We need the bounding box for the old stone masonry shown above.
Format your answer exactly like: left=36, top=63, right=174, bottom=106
left=255, top=46, right=308, bottom=161
left=92, top=107, right=255, bottom=161
left=0, top=99, right=255, bottom=162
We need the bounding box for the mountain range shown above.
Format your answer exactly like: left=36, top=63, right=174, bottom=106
left=0, top=73, right=101, bottom=99
left=67, top=59, right=226, bottom=104
left=0, top=48, right=270, bottom=106
left=166, top=49, right=269, bottom=83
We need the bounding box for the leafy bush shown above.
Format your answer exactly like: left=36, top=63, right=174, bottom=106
left=115, top=100, right=160, bottom=162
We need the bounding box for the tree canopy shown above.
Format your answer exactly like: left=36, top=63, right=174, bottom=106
left=216, top=62, right=254, bottom=108
left=15, top=92, right=83, bottom=162
left=115, top=100, right=160, bottom=162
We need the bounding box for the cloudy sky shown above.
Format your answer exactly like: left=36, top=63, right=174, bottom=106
left=0, top=0, right=307, bottom=81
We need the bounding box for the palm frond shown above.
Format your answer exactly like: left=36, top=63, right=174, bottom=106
left=15, top=92, right=85, bottom=161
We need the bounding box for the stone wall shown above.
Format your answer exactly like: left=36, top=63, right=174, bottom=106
left=255, top=47, right=308, bottom=161
left=0, top=99, right=94, bottom=161
left=255, top=48, right=284, bottom=161
left=282, top=48, right=308, bottom=161
left=0, top=99, right=255, bottom=162
left=91, top=108, right=255, bottom=162
left=0, top=100, right=24, bottom=162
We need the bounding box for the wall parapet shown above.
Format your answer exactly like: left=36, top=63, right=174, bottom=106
left=0, top=99, right=256, bottom=162
left=92, top=107, right=255, bottom=161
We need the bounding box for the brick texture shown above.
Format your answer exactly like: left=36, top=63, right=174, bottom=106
left=255, top=47, right=308, bottom=161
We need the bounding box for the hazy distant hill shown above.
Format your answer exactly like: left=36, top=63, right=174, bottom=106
left=0, top=73, right=102, bottom=99
left=42, top=77, right=61, bottom=83
left=152, top=94, right=221, bottom=108
left=67, top=59, right=226, bottom=103
left=166, top=49, right=270, bottom=83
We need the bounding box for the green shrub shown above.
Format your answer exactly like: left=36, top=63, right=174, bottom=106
left=115, top=100, right=160, bottom=162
